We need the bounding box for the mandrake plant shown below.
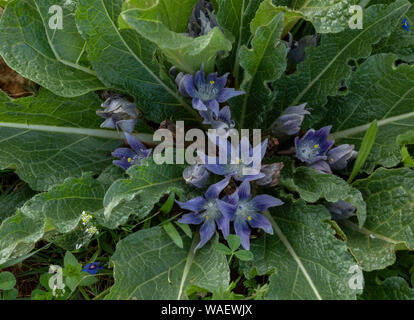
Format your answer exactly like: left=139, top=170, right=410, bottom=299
left=0, top=0, right=413, bottom=300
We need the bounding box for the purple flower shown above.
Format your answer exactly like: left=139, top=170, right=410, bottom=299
left=200, top=106, right=235, bottom=135
left=96, top=94, right=140, bottom=133
left=273, top=103, right=310, bottom=136
left=82, top=262, right=103, bottom=275
left=402, top=17, right=409, bottom=32
left=225, top=180, right=284, bottom=250
left=309, top=160, right=332, bottom=174
left=295, top=126, right=334, bottom=164
left=326, top=200, right=356, bottom=221
left=201, top=136, right=268, bottom=182
left=254, top=162, right=284, bottom=187
left=183, top=163, right=210, bottom=188
left=176, top=177, right=236, bottom=251
left=112, top=133, right=152, bottom=170
left=179, top=66, right=244, bottom=116
left=187, top=0, right=220, bottom=37
left=327, top=144, right=358, bottom=170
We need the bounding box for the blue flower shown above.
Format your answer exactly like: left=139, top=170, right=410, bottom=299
left=201, top=136, right=268, bottom=182
left=96, top=94, right=140, bottom=133
left=273, top=103, right=310, bottom=136
left=225, top=180, right=284, bottom=250
left=402, top=17, right=409, bottom=32
left=183, top=163, right=210, bottom=188
left=112, top=133, right=152, bottom=170
left=295, top=126, right=334, bottom=164
left=327, top=144, right=358, bottom=170
left=326, top=200, right=356, bottom=221
left=82, top=262, right=103, bottom=275
left=176, top=177, right=236, bottom=251
left=200, top=106, right=235, bottom=135
left=179, top=66, right=244, bottom=116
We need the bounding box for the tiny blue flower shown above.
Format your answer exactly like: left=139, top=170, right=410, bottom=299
left=225, top=180, right=284, bottom=250
left=183, top=163, right=210, bottom=188
left=402, top=17, right=409, bottom=32
left=176, top=177, right=236, bottom=251
left=179, top=66, right=244, bottom=116
left=82, top=262, right=103, bottom=275
left=295, top=126, right=334, bottom=164
left=273, top=103, right=310, bottom=136
left=96, top=94, right=140, bottom=133
left=326, top=200, right=356, bottom=221
left=327, top=144, right=358, bottom=170
left=201, top=136, right=268, bottom=182
left=112, top=133, right=152, bottom=171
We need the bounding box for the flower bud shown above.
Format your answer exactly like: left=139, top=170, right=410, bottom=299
left=309, top=160, right=332, bottom=174
left=183, top=164, right=210, bottom=188
left=327, top=144, right=358, bottom=170
left=274, top=103, right=310, bottom=136
left=326, top=200, right=356, bottom=221
left=255, top=162, right=284, bottom=187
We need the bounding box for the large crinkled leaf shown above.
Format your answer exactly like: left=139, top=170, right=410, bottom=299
left=0, top=211, right=45, bottom=265
left=20, top=173, right=106, bottom=233
left=0, top=89, right=127, bottom=191
left=292, top=167, right=366, bottom=227
left=216, top=0, right=263, bottom=83
left=0, top=184, right=36, bottom=223
left=341, top=168, right=414, bottom=271
left=270, top=0, right=411, bottom=128
left=76, top=0, right=200, bottom=122
left=231, top=12, right=287, bottom=129
left=0, top=0, right=104, bottom=97
left=106, top=227, right=230, bottom=299
left=240, top=201, right=359, bottom=299
left=99, top=158, right=191, bottom=229
left=327, top=54, right=414, bottom=172
left=360, top=274, right=414, bottom=300
left=119, top=0, right=232, bottom=74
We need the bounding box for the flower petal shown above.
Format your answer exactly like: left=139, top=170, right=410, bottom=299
left=207, top=99, right=219, bottom=117
left=237, top=180, right=251, bottom=201
left=215, top=211, right=231, bottom=239
left=178, top=213, right=203, bottom=225
left=111, top=148, right=135, bottom=159
left=216, top=199, right=237, bottom=221
left=217, top=88, right=244, bottom=103
left=248, top=213, right=273, bottom=234
left=195, top=219, right=216, bottom=251
left=234, top=219, right=251, bottom=250
left=192, top=97, right=208, bottom=111
left=251, top=195, right=284, bottom=212
left=205, top=177, right=230, bottom=199
left=124, top=133, right=147, bottom=154
left=113, top=159, right=132, bottom=171
left=175, top=196, right=206, bottom=213
left=183, top=74, right=196, bottom=97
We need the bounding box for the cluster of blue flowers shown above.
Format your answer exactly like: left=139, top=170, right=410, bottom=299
left=174, top=67, right=284, bottom=251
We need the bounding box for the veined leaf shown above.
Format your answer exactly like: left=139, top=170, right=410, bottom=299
left=292, top=167, right=366, bottom=227
left=76, top=0, right=201, bottom=123
left=232, top=12, right=288, bottom=129
left=0, top=184, right=36, bottom=223
left=360, top=274, right=414, bottom=300
left=0, top=0, right=104, bottom=97
left=0, top=89, right=131, bottom=191
left=120, top=1, right=232, bottom=75
left=270, top=0, right=411, bottom=128
left=97, top=158, right=191, bottom=229
left=240, top=201, right=358, bottom=300
left=327, top=54, right=414, bottom=173
left=106, top=227, right=230, bottom=299
left=342, top=168, right=414, bottom=271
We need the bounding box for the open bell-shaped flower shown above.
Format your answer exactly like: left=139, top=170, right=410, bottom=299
left=327, top=144, right=358, bottom=170
left=112, top=133, right=152, bottom=171
left=295, top=126, right=334, bottom=164
left=176, top=177, right=236, bottom=251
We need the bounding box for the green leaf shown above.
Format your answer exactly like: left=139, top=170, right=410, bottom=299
left=240, top=202, right=358, bottom=300
left=292, top=167, right=367, bottom=227
left=360, top=274, right=414, bottom=300
left=2, top=288, right=18, bottom=300
left=160, top=192, right=175, bottom=214
left=232, top=12, right=288, bottom=129
left=215, top=243, right=232, bottom=255
left=21, top=174, right=106, bottom=233
left=227, top=234, right=241, bottom=252
left=271, top=0, right=411, bottom=128
left=342, top=168, right=414, bottom=271
left=0, top=89, right=126, bottom=191
left=64, top=251, right=79, bottom=269
left=401, top=146, right=414, bottom=168
left=175, top=222, right=193, bottom=238
left=76, top=0, right=200, bottom=123
left=347, top=120, right=378, bottom=183
left=0, top=0, right=104, bottom=97
left=120, top=1, right=232, bottom=74
left=97, top=158, right=191, bottom=229
left=0, top=184, right=36, bottom=223
left=0, top=212, right=45, bottom=265
left=235, top=250, right=253, bottom=261
left=0, top=271, right=16, bottom=290
left=328, top=53, right=414, bottom=173
left=163, top=222, right=184, bottom=249
left=106, top=226, right=230, bottom=299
